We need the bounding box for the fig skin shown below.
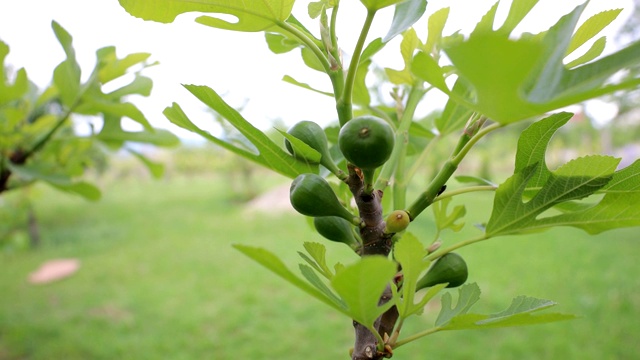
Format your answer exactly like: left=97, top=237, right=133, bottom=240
left=338, top=116, right=394, bottom=170
left=384, top=210, right=410, bottom=233
left=284, top=121, right=344, bottom=177
left=416, top=252, right=468, bottom=290
left=289, top=173, right=359, bottom=224
left=313, top=216, right=361, bottom=251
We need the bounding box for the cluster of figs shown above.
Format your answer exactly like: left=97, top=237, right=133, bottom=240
left=285, top=116, right=468, bottom=290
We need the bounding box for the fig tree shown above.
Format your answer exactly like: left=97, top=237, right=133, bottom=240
left=284, top=121, right=345, bottom=178
left=289, top=173, right=360, bottom=225
left=416, top=252, right=468, bottom=290
left=338, top=115, right=394, bottom=170
left=313, top=216, right=361, bottom=251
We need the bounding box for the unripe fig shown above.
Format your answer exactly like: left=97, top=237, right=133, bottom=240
left=416, top=252, right=468, bottom=290
left=290, top=173, right=359, bottom=224
left=338, top=115, right=394, bottom=170
left=313, top=216, right=361, bottom=250
left=384, top=210, right=410, bottom=233
left=284, top=121, right=344, bottom=177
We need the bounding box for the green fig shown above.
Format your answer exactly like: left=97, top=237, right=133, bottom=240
left=338, top=115, right=394, bottom=170
left=284, top=121, right=344, bottom=178
left=384, top=210, right=410, bottom=233
left=290, top=173, right=359, bottom=225
left=416, top=253, right=468, bottom=290
left=313, top=216, right=361, bottom=250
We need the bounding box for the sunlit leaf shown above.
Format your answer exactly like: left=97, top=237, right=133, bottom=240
left=0, top=41, right=29, bottom=104
left=393, top=233, right=430, bottom=318
left=423, top=7, right=449, bottom=54
left=383, top=0, right=427, bottom=43
left=282, top=75, right=333, bottom=97
left=565, top=9, right=622, bottom=56
left=234, top=245, right=346, bottom=312
left=119, top=0, right=295, bottom=32
left=52, top=21, right=81, bottom=107
left=565, top=36, right=606, bottom=68
left=331, top=256, right=397, bottom=328
left=498, top=0, right=539, bottom=35
left=178, top=84, right=318, bottom=178
left=96, top=46, right=152, bottom=84
left=360, top=0, right=406, bottom=11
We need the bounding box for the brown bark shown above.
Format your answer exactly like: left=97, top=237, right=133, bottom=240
left=346, top=164, right=400, bottom=360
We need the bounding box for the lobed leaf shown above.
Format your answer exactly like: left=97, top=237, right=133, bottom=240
left=435, top=282, right=480, bottom=326
left=178, top=84, right=318, bottom=178
left=118, top=0, right=294, bottom=32
left=393, top=233, right=430, bottom=318
left=565, top=9, right=622, bottom=56
left=234, top=245, right=347, bottom=313
left=52, top=21, right=81, bottom=107
left=0, top=41, right=29, bottom=104
left=331, top=256, right=397, bottom=328
left=441, top=295, right=576, bottom=330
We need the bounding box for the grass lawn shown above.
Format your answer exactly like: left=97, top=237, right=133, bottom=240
left=1, top=174, right=639, bottom=359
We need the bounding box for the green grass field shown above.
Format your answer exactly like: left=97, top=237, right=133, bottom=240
left=1, top=174, right=639, bottom=359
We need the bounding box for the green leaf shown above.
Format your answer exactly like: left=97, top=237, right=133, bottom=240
left=178, top=84, right=318, bottom=178
left=435, top=282, right=481, bottom=326
left=97, top=127, right=179, bottom=147
left=498, top=0, right=539, bottom=35
left=129, top=149, right=165, bottom=178
left=96, top=46, right=152, bottom=84
left=434, top=78, right=473, bottom=136
left=385, top=28, right=420, bottom=85
left=233, top=245, right=346, bottom=313
left=393, top=233, right=430, bottom=318
left=440, top=295, right=577, bottom=330
left=601, top=159, right=640, bottom=193
left=331, top=256, right=397, bottom=328
left=423, top=7, right=450, bottom=54
left=51, top=21, right=81, bottom=107
left=383, top=0, right=427, bottom=43
left=7, top=162, right=100, bottom=201
left=432, top=197, right=466, bottom=234
left=444, top=33, right=545, bottom=123
left=76, top=98, right=153, bottom=131
left=454, top=175, right=496, bottom=187
left=565, top=36, right=606, bottom=69
left=0, top=41, right=29, bottom=104
left=119, top=0, right=294, bottom=32
left=533, top=191, right=640, bottom=234
left=565, top=9, right=622, bottom=56
left=360, top=38, right=385, bottom=64
left=299, top=264, right=345, bottom=307
left=514, top=112, right=573, bottom=189
left=265, top=32, right=301, bottom=54
left=300, top=242, right=334, bottom=279
left=353, top=60, right=371, bottom=106
left=278, top=129, right=322, bottom=164
left=360, top=0, right=406, bottom=11
left=282, top=75, right=333, bottom=97
left=301, top=47, right=325, bottom=73
left=411, top=51, right=447, bottom=92
left=106, top=75, right=153, bottom=99
left=486, top=156, right=619, bottom=236
left=441, top=3, right=640, bottom=123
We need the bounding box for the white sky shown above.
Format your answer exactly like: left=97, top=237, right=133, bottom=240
left=0, top=0, right=634, bottom=141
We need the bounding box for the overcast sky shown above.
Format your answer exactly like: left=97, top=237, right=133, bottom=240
left=0, top=0, right=634, bottom=140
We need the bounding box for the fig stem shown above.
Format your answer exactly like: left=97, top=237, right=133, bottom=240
left=277, top=21, right=331, bottom=73
left=341, top=9, right=377, bottom=126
